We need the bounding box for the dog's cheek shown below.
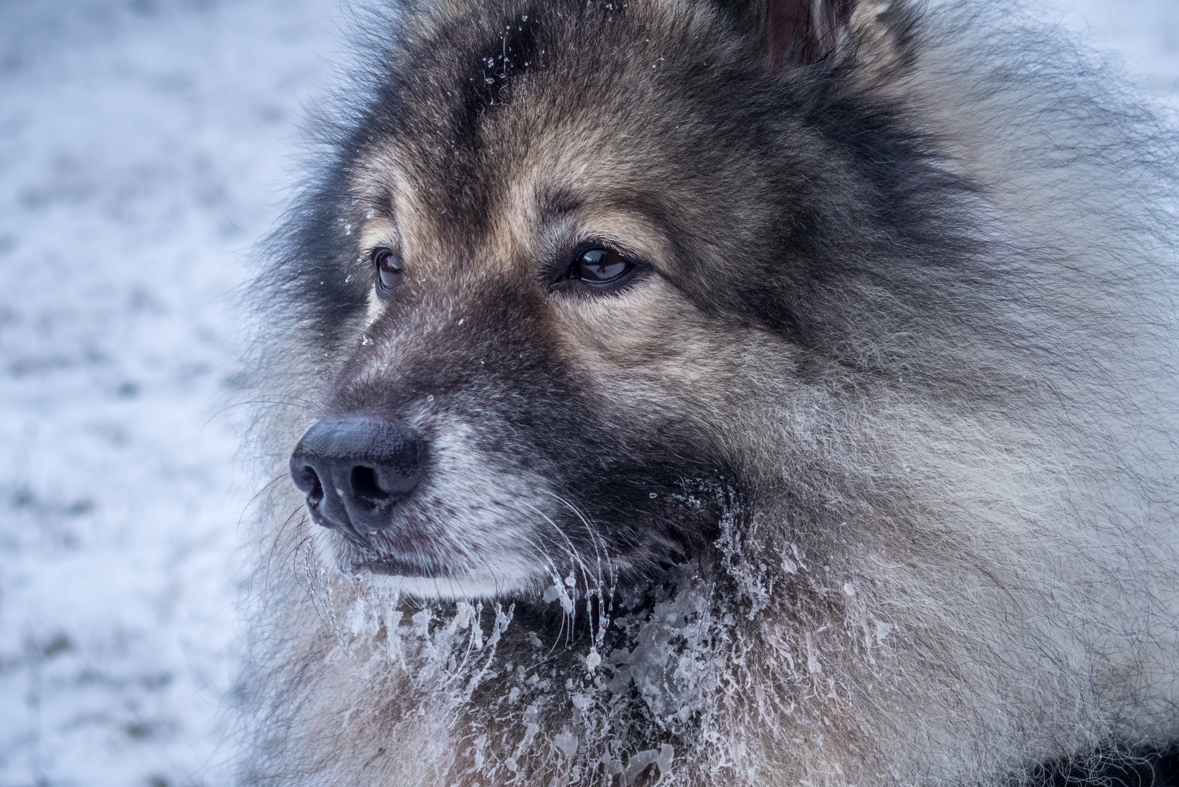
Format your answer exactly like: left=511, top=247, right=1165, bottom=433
left=546, top=281, right=788, bottom=439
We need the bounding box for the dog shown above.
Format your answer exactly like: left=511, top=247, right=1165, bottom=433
left=237, top=0, right=1179, bottom=784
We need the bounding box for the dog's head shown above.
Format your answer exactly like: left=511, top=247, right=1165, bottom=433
left=280, top=0, right=945, bottom=602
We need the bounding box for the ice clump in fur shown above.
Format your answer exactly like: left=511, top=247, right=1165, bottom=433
left=281, top=502, right=787, bottom=786
left=301, top=541, right=747, bottom=785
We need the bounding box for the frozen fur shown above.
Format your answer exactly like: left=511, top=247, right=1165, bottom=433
left=237, top=0, right=1179, bottom=785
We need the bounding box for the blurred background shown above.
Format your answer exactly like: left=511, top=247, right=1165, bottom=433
left=0, top=1, right=1176, bottom=785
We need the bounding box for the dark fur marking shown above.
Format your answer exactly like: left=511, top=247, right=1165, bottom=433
left=1029, top=746, right=1179, bottom=787
left=263, top=160, right=371, bottom=349
left=538, top=187, right=580, bottom=222
left=457, top=11, right=540, bottom=148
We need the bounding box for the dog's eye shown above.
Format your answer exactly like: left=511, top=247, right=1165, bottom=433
left=372, top=247, right=403, bottom=294
left=573, top=247, right=631, bottom=285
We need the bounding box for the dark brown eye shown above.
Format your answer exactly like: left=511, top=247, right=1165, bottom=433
left=372, top=247, right=402, bottom=293
left=573, top=246, right=631, bottom=285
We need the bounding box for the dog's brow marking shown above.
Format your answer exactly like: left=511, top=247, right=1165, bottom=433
left=539, top=188, right=580, bottom=221
left=455, top=12, right=539, bottom=149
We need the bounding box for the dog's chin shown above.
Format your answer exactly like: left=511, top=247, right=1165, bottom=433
left=356, top=570, right=536, bottom=601
left=319, top=536, right=541, bottom=600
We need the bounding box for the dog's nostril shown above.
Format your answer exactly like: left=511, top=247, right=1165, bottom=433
left=350, top=465, right=391, bottom=506
left=295, top=465, right=324, bottom=504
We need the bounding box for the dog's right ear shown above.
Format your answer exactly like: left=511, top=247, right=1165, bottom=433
left=722, top=0, right=912, bottom=73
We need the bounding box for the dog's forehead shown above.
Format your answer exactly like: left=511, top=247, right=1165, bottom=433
left=348, top=0, right=743, bottom=268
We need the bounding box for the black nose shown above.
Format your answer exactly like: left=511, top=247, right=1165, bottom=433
left=289, top=417, right=425, bottom=534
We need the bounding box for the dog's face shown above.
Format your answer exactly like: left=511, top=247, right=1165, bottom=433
left=285, top=0, right=822, bottom=602
left=285, top=0, right=925, bottom=603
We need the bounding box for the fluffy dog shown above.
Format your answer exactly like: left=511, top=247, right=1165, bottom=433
left=239, top=0, right=1179, bottom=784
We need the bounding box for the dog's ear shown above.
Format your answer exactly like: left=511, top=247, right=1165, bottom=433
left=763, top=0, right=852, bottom=66
left=730, top=0, right=912, bottom=72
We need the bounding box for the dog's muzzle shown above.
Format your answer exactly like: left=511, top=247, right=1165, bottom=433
left=289, top=416, right=424, bottom=538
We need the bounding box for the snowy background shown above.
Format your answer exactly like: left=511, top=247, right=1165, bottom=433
left=0, top=1, right=1176, bottom=785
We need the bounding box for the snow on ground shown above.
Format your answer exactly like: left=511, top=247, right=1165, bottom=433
left=0, top=1, right=340, bottom=784
left=0, top=1, right=1176, bottom=786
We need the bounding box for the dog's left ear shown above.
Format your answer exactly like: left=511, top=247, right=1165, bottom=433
left=736, top=0, right=913, bottom=73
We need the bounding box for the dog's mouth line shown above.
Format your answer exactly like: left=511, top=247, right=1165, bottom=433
left=351, top=557, right=453, bottom=579
left=335, top=531, right=703, bottom=585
